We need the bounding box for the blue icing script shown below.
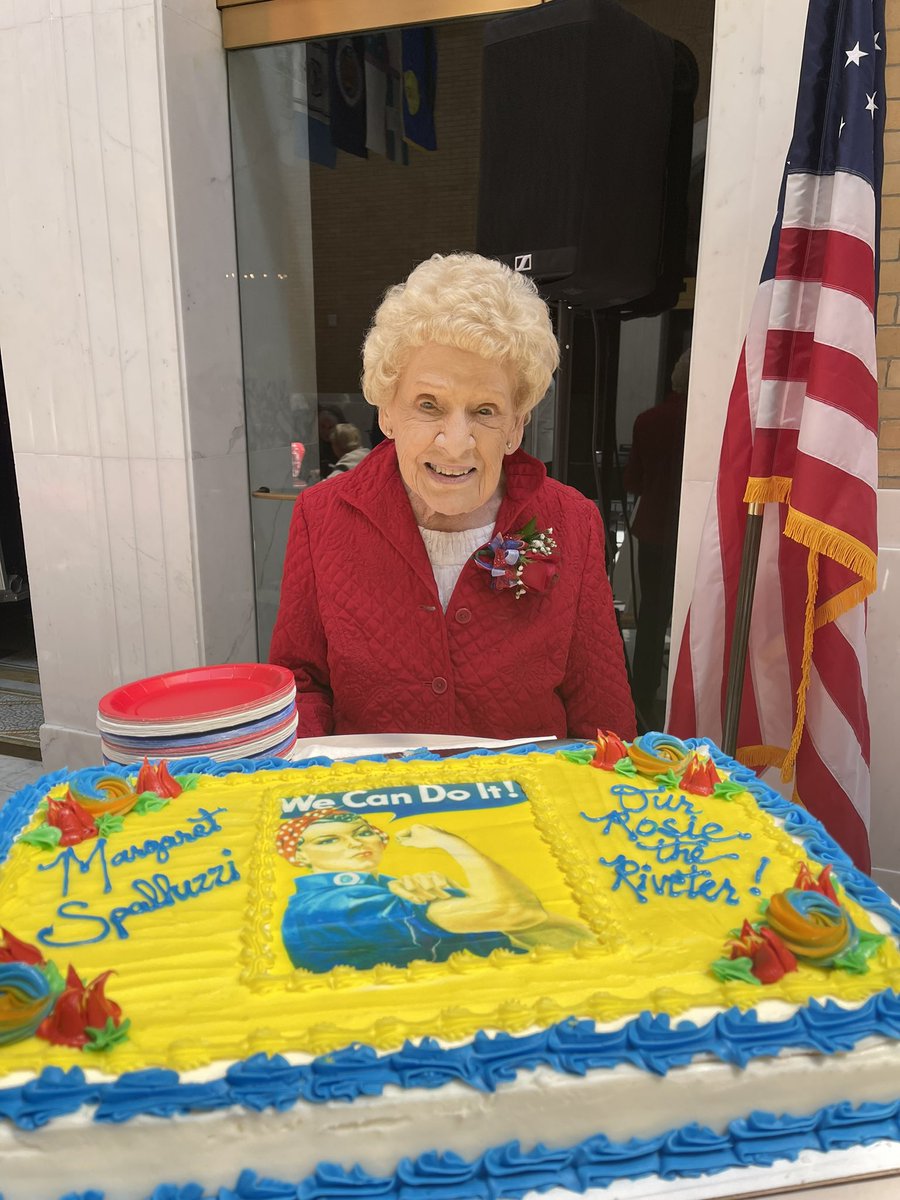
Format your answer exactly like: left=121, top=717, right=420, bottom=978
left=29, top=807, right=238, bottom=949
left=582, top=782, right=749, bottom=906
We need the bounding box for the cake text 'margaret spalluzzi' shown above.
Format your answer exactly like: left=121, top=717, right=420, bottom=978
left=30, top=806, right=238, bottom=947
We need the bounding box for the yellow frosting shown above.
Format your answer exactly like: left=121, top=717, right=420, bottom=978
left=1, top=754, right=898, bottom=1075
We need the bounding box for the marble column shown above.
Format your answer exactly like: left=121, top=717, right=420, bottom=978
left=0, top=0, right=255, bottom=767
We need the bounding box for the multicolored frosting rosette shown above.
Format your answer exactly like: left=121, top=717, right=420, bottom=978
left=765, top=889, right=858, bottom=966
left=0, top=962, right=57, bottom=1047
left=627, top=732, right=692, bottom=780
left=67, top=773, right=141, bottom=818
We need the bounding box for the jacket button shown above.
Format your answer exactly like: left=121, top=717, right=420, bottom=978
left=431, top=676, right=448, bottom=695
left=455, top=608, right=472, bottom=624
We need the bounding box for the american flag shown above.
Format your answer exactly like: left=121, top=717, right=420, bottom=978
left=668, top=0, right=884, bottom=871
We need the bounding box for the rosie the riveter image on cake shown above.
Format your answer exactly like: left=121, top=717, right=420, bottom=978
left=272, top=777, right=594, bottom=974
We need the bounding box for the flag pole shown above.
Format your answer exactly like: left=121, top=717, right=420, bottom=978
left=721, top=500, right=765, bottom=756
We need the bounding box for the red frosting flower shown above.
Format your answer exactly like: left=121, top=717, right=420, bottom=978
left=36, top=966, right=123, bottom=1048
left=135, top=758, right=183, bottom=799
left=793, top=862, right=838, bottom=904
left=591, top=730, right=628, bottom=770
left=728, top=919, right=798, bottom=985
left=680, top=748, right=721, bottom=796
left=46, top=797, right=97, bottom=846
left=0, top=928, right=45, bottom=966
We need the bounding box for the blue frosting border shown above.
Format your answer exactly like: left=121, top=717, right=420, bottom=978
left=2, top=740, right=900, bottom=1134
left=49, top=1100, right=900, bottom=1200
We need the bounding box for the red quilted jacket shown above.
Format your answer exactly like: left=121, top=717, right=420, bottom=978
left=269, top=441, right=636, bottom=741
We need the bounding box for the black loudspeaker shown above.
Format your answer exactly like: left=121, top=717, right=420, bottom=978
left=476, top=0, right=698, bottom=312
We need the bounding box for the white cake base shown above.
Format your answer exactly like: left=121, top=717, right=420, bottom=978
left=537, top=1140, right=900, bottom=1198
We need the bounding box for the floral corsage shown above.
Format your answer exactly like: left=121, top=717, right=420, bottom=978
left=473, top=518, right=559, bottom=599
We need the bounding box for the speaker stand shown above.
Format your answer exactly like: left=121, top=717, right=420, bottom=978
left=551, top=301, right=575, bottom=484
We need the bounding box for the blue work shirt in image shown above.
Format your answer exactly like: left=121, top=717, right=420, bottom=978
left=282, top=871, right=522, bottom=973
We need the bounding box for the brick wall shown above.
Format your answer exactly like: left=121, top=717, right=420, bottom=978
left=309, top=3, right=714, bottom=395
left=310, top=20, right=486, bottom=395
left=878, top=0, right=900, bottom=485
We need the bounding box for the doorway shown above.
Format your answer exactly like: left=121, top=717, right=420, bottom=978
left=0, top=354, right=42, bottom=760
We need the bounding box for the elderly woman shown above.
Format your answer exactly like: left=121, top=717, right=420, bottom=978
left=270, top=252, right=635, bottom=741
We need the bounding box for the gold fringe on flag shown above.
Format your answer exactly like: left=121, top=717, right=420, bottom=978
left=783, top=509, right=878, bottom=592
left=736, top=744, right=788, bottom=770
left=815, top=580, right=871, bottom=629
left=731, top=477, right=877, bottom=787
left=782, top=550, right=820, bottom=782
left=743, top=476, right=792, bottom=505
left=780, top=508, right=876, bottom=783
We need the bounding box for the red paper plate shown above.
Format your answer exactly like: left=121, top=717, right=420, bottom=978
left=98, top=664, right=295, bottom=724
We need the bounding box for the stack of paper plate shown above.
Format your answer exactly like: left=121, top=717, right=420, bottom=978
left=97, top=664, right=297, bottom=765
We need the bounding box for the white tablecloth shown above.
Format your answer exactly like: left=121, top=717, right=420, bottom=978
left=290, top=733, right=556, bottom=760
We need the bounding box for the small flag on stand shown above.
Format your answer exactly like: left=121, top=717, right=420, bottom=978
left=402, top=28, right=438, bottom=152
left=365, top=34, right=389, bottom=157
left=329, top=37, right=367, bottom=159
left=668, top=0, right=885, bottom=871
left=385, top=31, right=409, bottom=165
left=301, top=41, right=336, bottom=168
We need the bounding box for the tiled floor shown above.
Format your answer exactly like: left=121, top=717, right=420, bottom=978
left=0, top=752, right=46, bottom=808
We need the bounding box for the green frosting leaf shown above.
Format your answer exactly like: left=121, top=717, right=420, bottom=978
left=559, top=749, right=595, bottom=766
left=832, top=948, right=871, bottom=975
left=94, top=813, right=125, bottom=838
left=133, top=793, right=171, bottom=815
left=654, top=768, right=682, bottom=790
left=40, top=959, right=65, bottom=998
left=757, top=898, right=770, bottom=916
left=20, top=825, right=62, bottom=850
left=857, top=927, right=886, bottom=954
left=613, top=757, right=638, bottom=777
left=833, top=929, right=885, bottom=975
left=713, top=779, right=746, bottom=802
left=175, top=775, right=201, bottom=792
left=84, top=1017, right=131, bottom=1053
left=710, top=956, right=761, bottom=986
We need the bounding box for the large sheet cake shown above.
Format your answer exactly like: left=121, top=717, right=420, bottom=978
left=2, top=735, right=900, bottom=1198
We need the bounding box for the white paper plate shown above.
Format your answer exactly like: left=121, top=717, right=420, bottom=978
left=101, top=714, right=299, bottom=765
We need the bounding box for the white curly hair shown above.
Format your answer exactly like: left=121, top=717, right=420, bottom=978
left=361, top=253, right=559, bottom=417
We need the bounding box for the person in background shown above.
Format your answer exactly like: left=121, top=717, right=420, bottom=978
left=325, top=424, right=369, bottom=478
left=317, top=404, right=346, bottom=474
left=623, top=349, right=690, bottom=729
left=270, top=252, right=635, bottom=742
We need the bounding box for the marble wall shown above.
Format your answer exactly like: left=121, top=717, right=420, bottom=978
left=0, top=0, right=255, bottom=767
left=672, top=0, right=900, bottom=892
